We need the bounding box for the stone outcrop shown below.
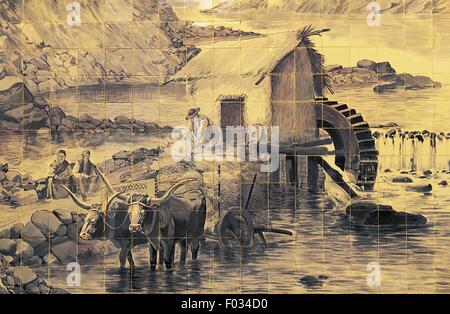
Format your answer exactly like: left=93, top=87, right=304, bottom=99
left=324, top=59, right=440, bottom=92
left=345, top=201, right=427, bottom=227
left=0, top=209, right=118, bottom=267
left=0, top=254, right=68, bottom=294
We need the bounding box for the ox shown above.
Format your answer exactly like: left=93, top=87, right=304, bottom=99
left=62, top=171, right=192, bottom=270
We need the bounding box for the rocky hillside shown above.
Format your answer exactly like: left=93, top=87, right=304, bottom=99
left=204, top=0, right=448, bottom=14
left=0, top=0, right=258, bottom=95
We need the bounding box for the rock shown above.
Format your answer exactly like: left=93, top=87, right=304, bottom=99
left=10, top=190, right=38, bottom=205
left=352, top=67, right=374, bottom=74
left=392, top=176, right=413, bottom=183
left=379, top=73, right=401, bottom=82
left=39, top=284, right=50, bottom=294
left=25, top=282, right=41, bottom=294
left=438, top=180, right=448, bottom=186
left=6, top=172, right=21, bottom=182
left=42, top=253, right=58, bottom=265
left=374, top=82, right=398, bottom=93
left=357, top=59, right=377, bottom=71
left=0, top=229, right=9, bottom=238
left=50, top=287, right=69, bottom=294
left=0, top=239, right=17, bottom=255
left=31, top=210, right=64, bottom=237
left=50, top=106, right=66, bottom=127
left=66, top=223, right=79, bottom=242
left=423, top=170, right=432, bottom=176
left=13, top=266, right=37, bottom=285
left=60, top=117, right=78, bottom=130
left=144, top=122, right=160, bottom=132
left=51, top=239, right=76, bottom=263
left=2, top=255, right=14, bottom=267
left=0, top=78, right=34, bottom=110
left=406, top=184, right=433, bottom=193
left=35, top=184, right=47, bottom=200
left=364, top=210, right=427, bottom=226
left=55, top=225, right=67, bottom=237
left=115, top=115, right=131, bottom=125
left=71, top=212, right=84, bottom=224
left=376, top=61, right=396, bottom=74
left=25, top=256, right=42, bottom=266
left=298, top=275, right=324, bottom=288
left=21, top=222, right=47, bottom=248
left=0, top=278, right=8, bottom=294
left=324, top=64, right=342, bottom=72
left=345, top=202, right=395, bottom=219
left=79, top=114, right=102, bottom=127
left=15, top=240, right=34, bottom=261
left=53, top=209, right=73, bottom=225
left=405, top=75, right=436, bottom=89
left=22, top=182, right=37, bottom=191
left=112, top=150, right=131, bottom=161
left=100, top=118, right=114, bottom=129
left=9, top=223, right=24, bottom=239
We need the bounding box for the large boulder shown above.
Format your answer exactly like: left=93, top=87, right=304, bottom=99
left=21, top=222, right=47, bottom=248
left=53, top=209, right=73, bottom=225
left=50, top=106, right=66, bottom=127
left=357, top=59, right=377, bottom=71
left=115, top=115, right=131, bottom=125
left=50, top=238, right=76, bottom=263
left=324, top=64, right=343, bottom=72
left=79, top=114, right=102, bottom=127
left=31, top=210, right=64, bottom=237
left=376, top=62, right=396, bottom=74
left=392, top=176, right=413, bottom=183
left=0, top=239, right=16, bottom=255
left=9, top=223, right=24, bottom=239
left=405, top=75, right=436, bottom=89
left=0, top=77, right=34, bottom=113
left=0, top=229, right=9, bottom=238
left=13, top=266, right=37, bottom=285
left=10, top=190, right=38, bottom=205
left=15, top=239, right=34, bottom=261
left=66, top=223, right=80, bottom=242
left=364, top=210, right=427, bottom=226
left=406, top=184, right=433, bottom=193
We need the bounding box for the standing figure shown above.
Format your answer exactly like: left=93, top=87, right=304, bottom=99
left=186, top=107, right=212, bottom=145
left=73, top=150, right=99, bottom=201
left=47, top=150, right=76, bottom=199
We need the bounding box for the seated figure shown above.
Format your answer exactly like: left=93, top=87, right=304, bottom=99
left=47, top=150, right=76, bottom=199
left=73, top=150, right=99, bottom=201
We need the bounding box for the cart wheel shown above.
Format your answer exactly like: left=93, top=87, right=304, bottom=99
left=217, top=207, right=254, bottom=247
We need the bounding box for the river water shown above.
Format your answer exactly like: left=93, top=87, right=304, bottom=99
left=1, top=14, right=450, bottom=293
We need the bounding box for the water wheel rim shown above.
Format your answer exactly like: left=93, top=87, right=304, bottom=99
left=217, top=208, right=254, bottom=247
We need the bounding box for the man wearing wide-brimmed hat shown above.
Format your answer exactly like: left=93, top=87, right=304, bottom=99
left=185, top=107, right=212, bottom=147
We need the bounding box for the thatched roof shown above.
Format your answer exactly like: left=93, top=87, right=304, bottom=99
left=169, top=26, right=332, bottom=124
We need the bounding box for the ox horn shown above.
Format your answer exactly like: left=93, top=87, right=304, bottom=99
left=149, top=178, right=197, bottom=204
left=103, top=191, right=126, bottom=213
left=95, top=166, right=127, bottom=201
left=61, top=185, right=92, bottom=210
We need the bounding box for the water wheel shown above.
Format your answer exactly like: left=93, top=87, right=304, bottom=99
left=216, top=206, right=254, bottom=247
left=315, top=98, right=378, bottom=190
